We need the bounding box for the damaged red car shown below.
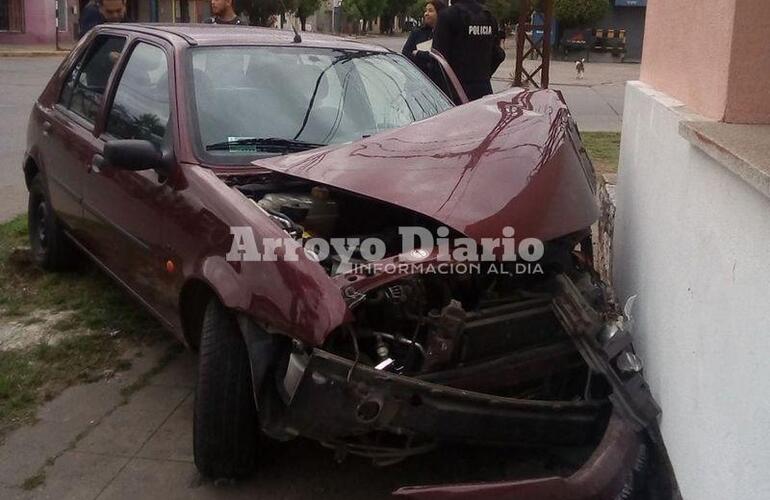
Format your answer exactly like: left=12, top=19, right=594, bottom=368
left=24, top=24, right=677, bottom=498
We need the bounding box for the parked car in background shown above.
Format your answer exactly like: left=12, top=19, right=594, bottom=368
left=23, top=24, right=676, bottom=498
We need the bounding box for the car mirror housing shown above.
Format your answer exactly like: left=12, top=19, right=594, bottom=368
left=103, top=139, right=171, bottom=174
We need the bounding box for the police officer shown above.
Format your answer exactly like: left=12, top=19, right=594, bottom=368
left=205, top=0, right=242, bottom=24
left=432, top=0, right=505, bottom=101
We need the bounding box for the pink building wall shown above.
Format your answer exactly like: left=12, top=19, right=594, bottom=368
left=640, top=0, right=770, bottom=124
left=0, top=0, right=76, bottom=45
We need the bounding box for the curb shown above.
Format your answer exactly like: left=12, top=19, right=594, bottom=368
left=0, top=50, right=69, bottom=57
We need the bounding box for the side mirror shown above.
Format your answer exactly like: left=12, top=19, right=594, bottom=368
left=102, top=139, right=171, bottom=174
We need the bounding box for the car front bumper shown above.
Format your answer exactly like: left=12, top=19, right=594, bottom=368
left=253, top=273, right=678, bottom=498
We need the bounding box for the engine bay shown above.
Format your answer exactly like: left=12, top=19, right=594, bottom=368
left=228, top=173, right=448, bottom=275
left=227, top=172, right=609, bottom=400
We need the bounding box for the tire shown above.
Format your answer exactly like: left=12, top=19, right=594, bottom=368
left=27, top=176, right=76, bottom=271
left=194, top=299, right=260, bottom=479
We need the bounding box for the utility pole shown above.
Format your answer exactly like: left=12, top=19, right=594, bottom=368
left=514, top=0, right=555, bottom=89
left=54, top=0, right=60, bottom=51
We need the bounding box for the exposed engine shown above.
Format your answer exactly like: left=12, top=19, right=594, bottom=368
left=229, top=173, right=608, bottom=400
left=230, top=174, right=446, bottom=275
left=230, top=176, right=612, bottom=404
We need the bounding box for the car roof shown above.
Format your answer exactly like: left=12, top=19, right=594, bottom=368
left=96, top=23, right=392, bottom=53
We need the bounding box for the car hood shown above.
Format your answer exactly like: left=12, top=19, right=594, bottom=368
left=254, top=88, right=599, bottom=242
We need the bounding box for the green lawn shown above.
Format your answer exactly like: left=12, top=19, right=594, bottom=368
left=581, top=131, right=621, bottom=174
left=0, top=215, right=165, bottom=440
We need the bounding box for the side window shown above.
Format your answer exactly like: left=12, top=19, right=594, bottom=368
left=106, top=43, right=170, bottom=146
left=59, top=35, right=127, bottom=124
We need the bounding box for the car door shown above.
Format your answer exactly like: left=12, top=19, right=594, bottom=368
left=82, top=39, right=175, bottom=319
left=43, top=34, right=127, bottom=233
left=427, top=50, right=469, bottom=105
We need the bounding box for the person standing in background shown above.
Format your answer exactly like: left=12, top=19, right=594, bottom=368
left=432, top=0, right=505, bottom=100
left=78, top=0, right=126, bottom=38
left=206, top=0, right=242, bottom=24
left=402, top=1, right=446, bottom=86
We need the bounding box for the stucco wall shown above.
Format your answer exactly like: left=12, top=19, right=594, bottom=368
left=640, top=0, right=736, bottom=121
left=641, top=0, right=770, bottom=123
left=0, top=1, right=54, bottom=44
left=613, top=81, right=770, bottom=500
left=0, top=0, right=80, bottom=45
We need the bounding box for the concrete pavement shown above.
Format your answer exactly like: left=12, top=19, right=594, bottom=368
left=0, top=342, right=573, bottom=499
left=0, top=45, right=71, bottom=57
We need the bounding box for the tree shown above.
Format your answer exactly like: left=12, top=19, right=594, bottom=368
left=381, top=0, right=413, bottom=34
left=406, top=0, right=424, bottom=23
left=554, top=0, right=609, bottom=28
left=295, top=0, right=322, bottom=30
left=343, top=0, right=388, bottom=33
left=486, top=0, right=520, bottom=25
left=235, top=0, right=284, bottom=26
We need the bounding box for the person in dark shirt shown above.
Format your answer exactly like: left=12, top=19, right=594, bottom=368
left=402, top=1, right=446, bottom=87
left=78, top=0, right=126, bottom=39
left=432, top=0, right=505, bottom=101
left=205, top=0, right=242, bottom=24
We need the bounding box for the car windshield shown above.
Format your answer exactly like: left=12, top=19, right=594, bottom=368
left=190, top=46, right=453, bottom=161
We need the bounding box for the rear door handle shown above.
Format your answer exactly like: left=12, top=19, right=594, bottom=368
left=42, top=121, right=52, bottom=136
left=89, top=153, right=105, bottom=174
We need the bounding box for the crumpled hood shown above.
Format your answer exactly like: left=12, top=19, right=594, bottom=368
left=254, top=88, right=598, bottom=242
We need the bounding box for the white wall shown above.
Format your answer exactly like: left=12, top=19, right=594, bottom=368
left=613, top=81, right=770, bottom=500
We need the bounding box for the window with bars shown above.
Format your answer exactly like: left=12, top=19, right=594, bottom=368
left=0, top=0, right=24, bottom=32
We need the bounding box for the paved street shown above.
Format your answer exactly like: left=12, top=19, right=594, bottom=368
left=0, top=56, right=65, bottom=223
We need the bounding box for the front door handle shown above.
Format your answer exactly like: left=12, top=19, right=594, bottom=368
left=89, top=153, right=105, bottom=174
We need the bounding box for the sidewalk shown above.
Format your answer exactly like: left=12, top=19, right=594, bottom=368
left=0, top=44, right=71, bottom=57
left=0, top=341, right=561, bottom=499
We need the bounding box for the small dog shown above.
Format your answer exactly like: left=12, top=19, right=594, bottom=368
left=575, top=58, right=586, bottom=79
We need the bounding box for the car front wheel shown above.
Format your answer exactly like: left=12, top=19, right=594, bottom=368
left=28, top=176, right=76, bottom=270
left=194, top=298, right=260, bottom=479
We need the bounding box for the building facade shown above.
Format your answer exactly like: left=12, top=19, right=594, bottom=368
left=0, top=0, right=79, bottom=45
left=599, top=0, right=646, bottom=61
left=0, top=0, right=211, bottom=45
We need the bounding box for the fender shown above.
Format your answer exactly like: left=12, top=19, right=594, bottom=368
left=173, top=164, right=352, bottom=346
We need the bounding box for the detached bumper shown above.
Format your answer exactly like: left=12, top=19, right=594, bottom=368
left=393, top=412, right=646, bottom=499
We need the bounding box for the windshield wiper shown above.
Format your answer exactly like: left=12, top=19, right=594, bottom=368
left=205, top=137, right=325, bottom=152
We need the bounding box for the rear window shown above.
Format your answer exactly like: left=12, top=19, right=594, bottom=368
left=59, top=35, right=127, bottom=124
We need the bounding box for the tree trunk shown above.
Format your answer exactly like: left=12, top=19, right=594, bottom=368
left=300, top=16, right=307, bottom=31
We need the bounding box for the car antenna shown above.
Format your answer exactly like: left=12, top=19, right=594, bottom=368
left=277, top=0, right=302, bottom=43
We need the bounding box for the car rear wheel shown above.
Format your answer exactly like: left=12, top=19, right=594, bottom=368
left=28, top=176, right=76, bottom=270
left=194, top=298, right=260, bottom=479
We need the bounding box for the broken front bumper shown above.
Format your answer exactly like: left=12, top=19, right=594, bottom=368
left=255, top=274, right=676, bottom=498
left=393, top=411, right=648, bottom=499
left=274, top=348, right=607, bottom=447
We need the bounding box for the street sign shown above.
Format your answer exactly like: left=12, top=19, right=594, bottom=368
left=615, top=0, right=646, bottom=6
